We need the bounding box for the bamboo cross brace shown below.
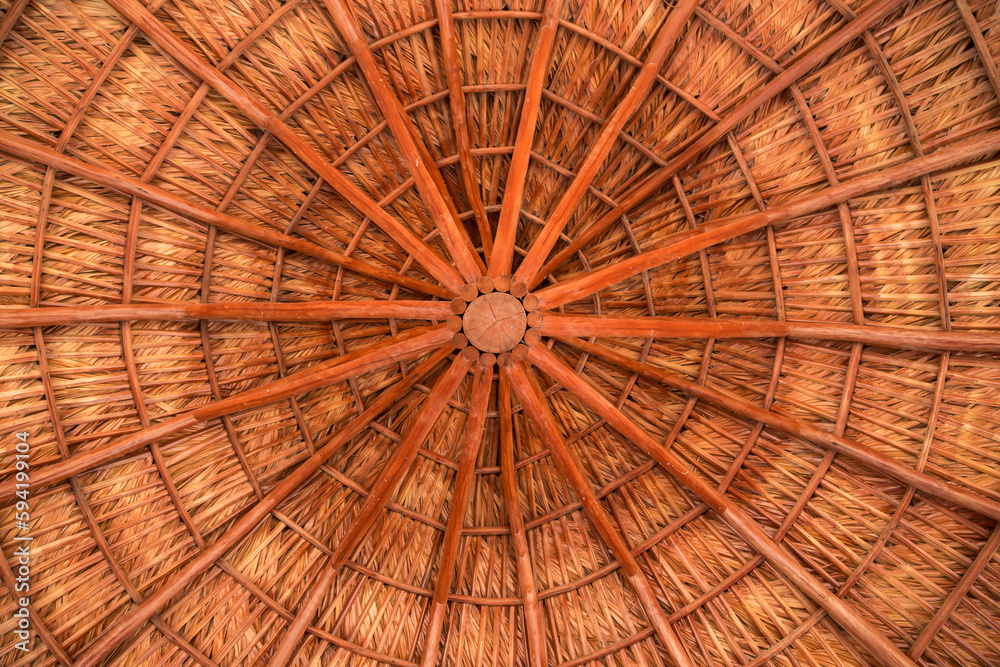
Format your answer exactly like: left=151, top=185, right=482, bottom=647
left=103, top=0, right=466, bottom=292
left=70, top=347, right=450, bottom=667
left=321, top=0, right=484, bottom=279
left=534, top=130, right=1000, bottom=309
left=269, top=353, right=474, bottom=664
left=0, top=327, right=452, bottom=504
left=553, top=337, right=1000, bottom=522
left=529, top=0, right=911, bottom=286
left=513, top=0, right=700, bottom=283
left=0, top=128, right=449, bottom=299
left=505, top=362, right=695, bottom=667
left=419, top=366, right=493, bottom=667
left=526, top=343, right=917, bottom=667
left=0, top=301, right=452, bottom=328
left=489, top=0, right=565, bottom=277
left=537, top=315, right=1000, bottom=353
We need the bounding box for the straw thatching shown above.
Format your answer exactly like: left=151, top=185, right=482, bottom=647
left=1, top=0, right=999, bottom=664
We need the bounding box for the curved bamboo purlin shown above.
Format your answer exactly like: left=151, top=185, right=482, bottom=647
left=1, top=0, right=999, bottom=663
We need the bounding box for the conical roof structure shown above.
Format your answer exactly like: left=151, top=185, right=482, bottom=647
left=1, top=0, right=1000, bottom=664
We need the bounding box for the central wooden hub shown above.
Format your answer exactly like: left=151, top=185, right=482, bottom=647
left=462, top=292, right=527, bottom=353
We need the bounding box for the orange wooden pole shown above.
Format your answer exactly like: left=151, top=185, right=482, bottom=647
left=528, top=343, right=917, bottom=667
left=537, top=314, right=1000, bottom=353
left=269, top=353, right=474, bottom=664
left=530, top=0, right=907, bottom=286
left=0, top=301, right=452, bottom=328
left=419, top=366, right=493, bottom=667
left=103, top=0, right=466, bottom=292
left=506, top=362, right=695, bottom=667
left=0, top=327, right=452, bottom=504
left=535, top=131, right=1000, bottom=309
left=70, top=347, right=451, bottom=667
left=514, top=0, right=700, bottom=282
left=322, top=0, right=484, bottom=279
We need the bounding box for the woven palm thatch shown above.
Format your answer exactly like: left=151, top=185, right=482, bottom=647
left=2, top=0, right=1000, bottom=663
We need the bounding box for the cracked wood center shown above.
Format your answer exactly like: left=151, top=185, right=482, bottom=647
left=462, top=292, right=527, bottom=353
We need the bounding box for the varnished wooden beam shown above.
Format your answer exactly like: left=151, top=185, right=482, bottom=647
left=526, top=343, right=917, bottom=667
left=505, top=362, right=695, bottom=667
left=322, top=0, right=483, bottom=279
left=269, top=352, right=474, bottom=664
left=419, top=366, right=493, bottom=667
left=70, top=347, right=451, bottom=667
left=531, top=0, right=909, bottom=285
left=435, top=0, right=492, bottom=260
left=103, top=0, right=466, bottom=292
left=553, top=337, right=1000, bottom=522
left=0, top=301, right=452, bottom=328
left=535, top=131, right=1000, bottom=309
left=537, top=314, right=1000, bottom=353
left=489, top=0, right=565, bottom=276
left=0, top=326, right=453, bottom=505
left=0, top=128, right=448, bottom=299
left=499, top=373, right=548, bottom=667
left=514, top=0, right=700, bottom=282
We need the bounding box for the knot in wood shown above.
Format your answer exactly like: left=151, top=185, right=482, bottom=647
left=462, top=292, right=527, bottom=353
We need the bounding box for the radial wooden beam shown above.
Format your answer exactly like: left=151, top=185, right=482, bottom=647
left=530, top=0, right=909, bottom=285
left=0, top=326, right=452, bottom=504
left=514, top=0, right=700, bottom=283
left=505, top=362, right=695, bottom=667
left=498, top=372, right=548, bottom=667
left=419, top=365, right=493, bottom=667
left=552, top=337, right=1000, bottom=522
left=537, top=315, right=1000, bottom=353
left=534, top=130, right=1000, bottom=309
left=321, top=0, right=483, bottom=279
left=0, top=301, right=452, bottom=328
left=269, top=352, right=474, bottom=665
left=0, top=128, right=448, bottom=300
left=489, top=0, right=565, bottom=277
left=526, top=343, right=918, bottom=667
left=71, top=347, right=450, bottom=667
left=907, top=523, right=1000, bottom=660
left=103, top=0, right=466, bottom=292
left=434, top=0, right=492, bottom=260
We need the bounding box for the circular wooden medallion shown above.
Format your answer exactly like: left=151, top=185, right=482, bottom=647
left=462, top=292, right=527, bottom=353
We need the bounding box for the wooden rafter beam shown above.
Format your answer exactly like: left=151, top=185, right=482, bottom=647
left=505, top=362, right=695, bottom=667
left=0, top=301, right=452, bottom=328
left=103, top=0, right=466, bottom=292
left=499, top=373, right=548, bottom=667
left=553, top=336, right=1000, bottom=522
left=489, top=0, right=565, bottom=277
left=434, top=0, right=492, bottom=260
left=322, top=0, right=483, bottom=279
left=269, top=352, right=474, bottom=664
left=70, top=347, right=451, bottom=667
left=526, top=343, right=917, bottom=667
left=0, top=326, right=452, bottom=504
left=0, top=129, right=448, bottom=300
left=537, top=315, right=1000, bottom=353
left=534, top=131, right=1000, bottom=309
left=419, top=365, right=493, bottom=667
left=531, top=0, right=908, bottom=285
left=514, top=0, right=700, bottom=283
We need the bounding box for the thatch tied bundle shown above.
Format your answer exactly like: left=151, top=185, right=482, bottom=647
left=1, top=0, right=1000, bottom=664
